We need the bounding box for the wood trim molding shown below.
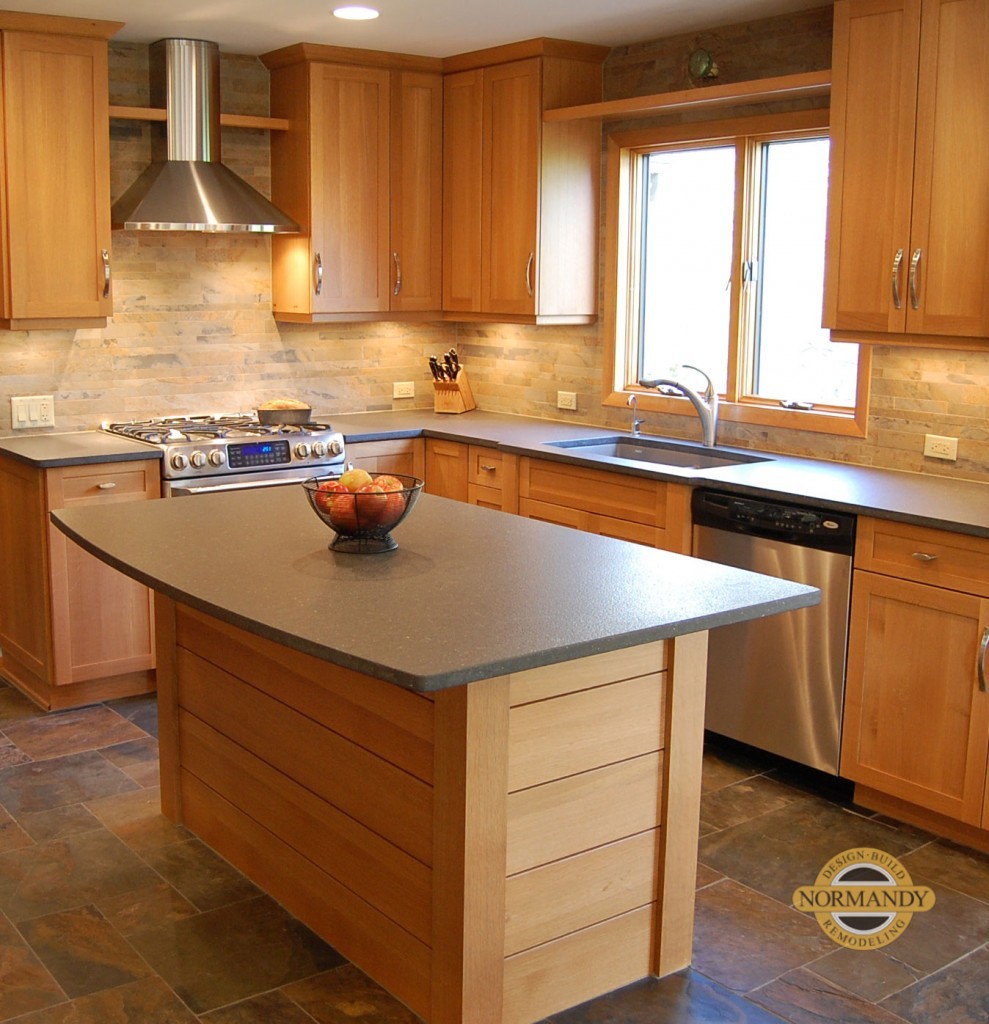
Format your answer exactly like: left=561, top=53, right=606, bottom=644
left=109, top=106, right=290, bottom=131
left=261, top=42, right=442, bottom=73
left=442, top=37, right=609, bottom=75
left=0, top=12, right=123, bottom=38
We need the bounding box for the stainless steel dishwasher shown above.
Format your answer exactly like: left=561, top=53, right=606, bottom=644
left=692, top=489, right=856, bottom=774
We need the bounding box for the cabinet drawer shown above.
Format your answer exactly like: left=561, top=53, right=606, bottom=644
left=855, top=517, right=989, bottom=598
left=55, top=463, right=160, bottom=503
left=468, top=446, right=508, bottom=487
left=468, top=446, right=518, bottom=512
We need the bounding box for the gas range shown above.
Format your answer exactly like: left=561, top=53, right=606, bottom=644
left=102, top=414, right=346, bottom=496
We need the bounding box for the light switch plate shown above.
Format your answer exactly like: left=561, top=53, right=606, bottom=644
left=923, top=434, right=958, bottom=460
left=557, top=391, right=578, bottom=411
left=11, top=395, right=54, bottom=429
left=393, top=381, right=415, bottom=399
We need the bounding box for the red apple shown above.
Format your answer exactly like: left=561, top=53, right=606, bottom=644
left=314, top=478, right=348, bottom=512
left=373, top=474, right=408, bottom=527
left=328, top=490, right=359, bottom=531
left=356, top=483, right=388, bottom=526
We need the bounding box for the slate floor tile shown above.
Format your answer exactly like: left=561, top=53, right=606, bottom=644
left=0, top=750, right=139, bottom=816
left=283, top=964, right=420, bottom=1024
left=0, top=829, right=159, bottom=922
left=84, top=785, right=189, bottom=854
left=900, top=839, right=989, bottom=905
left=0, top=737, right=31, bottom=771
left=0, top=911, right=65, bottom=1022
left=140, top=838, right=261, bottom=912
left=700, top=773, right=805, bottom=832
left=8, top=976, right=197, bottom=1023
left=200, top=989, right=319, bottom=1023
left=881, top=944, right=989, bottom=1024
left=17, top=904, right=151, bottom=999
left=701, top=746, right=768, bottom=794
left=127, top=894, right=345, bottom=1014
left=750, top=967, right=912, bottom=1024
left=94, top=880, right=199, bottom=937
left=2, top=707, right=147, bottom=761
left=106, top=693, right=159, bottom=738
left=0, top=683, right=45, bottom=724
left=692, top=879, right=834, bottom=993
left=12, top=803, right=101, bottom=844
left=0, top=805, right=33, bottom=854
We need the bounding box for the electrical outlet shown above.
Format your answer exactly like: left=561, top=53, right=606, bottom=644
left=10, top=394, right=54, bottom=429
left=923, top=433, right=958, bottom=460
left=392, top=381, right=415, bottom=399
left=557, top=391, right=578, bottom=411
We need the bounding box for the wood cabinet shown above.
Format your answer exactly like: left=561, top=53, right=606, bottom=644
left=824, top=0, right=989, bottom=344
left=424, top=438, right=518, bottom=513
left=842, top=518, right=989, bottom=829
left=0, top=20, right=119, bottom=329
left=518, top=457, right=692, bottom=554
left=0, top=455, right=158, bottom=710
left=442, top=41, right=606, bottom=323
left=264, top=45, right=443, bottom=321
left=346, top=437, right=425, bottom=478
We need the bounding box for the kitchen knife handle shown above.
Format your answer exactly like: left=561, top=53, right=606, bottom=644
left=891, top=248, right=904, bottom=310
left=313, top=252, right=323, bottom=296
left=101, top=248, right=111, bottom=299
left=978, top=626, right=989, bottom=693
left=525, top=251, right=534, bottom=297
left=393, top=252, right=402, bottom=296
left=908, top=247, right=922, bottom=310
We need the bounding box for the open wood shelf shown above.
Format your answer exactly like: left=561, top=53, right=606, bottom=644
left=109, top=105, right=289, bottom=131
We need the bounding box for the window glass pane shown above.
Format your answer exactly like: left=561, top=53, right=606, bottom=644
left=639, top=147, right=735, bottom=392
left=753, top=137, right=858, bottom=406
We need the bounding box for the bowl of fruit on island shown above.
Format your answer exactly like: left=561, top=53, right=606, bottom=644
left=302, top=468, right=424, bottom=553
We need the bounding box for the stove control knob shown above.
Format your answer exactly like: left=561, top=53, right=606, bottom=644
left=329, top=439, right=344, bottom=456
left=170, top=453, right=189, bottom=472
left=190, top=451, right=208, bottom=469
left=311, top=441, right=326, bottom=457
left=295, top=442, right=311, bottom=459
left=208, top=450, right=226, bottom=467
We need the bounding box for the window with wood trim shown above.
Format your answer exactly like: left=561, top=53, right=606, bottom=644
left=604, top=109, right=870, bottom=437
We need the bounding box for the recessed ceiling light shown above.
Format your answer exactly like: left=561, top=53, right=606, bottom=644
left=333, top=5, right=380, bottom=19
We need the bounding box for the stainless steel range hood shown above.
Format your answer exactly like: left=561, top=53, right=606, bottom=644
left=111, top=38, right=299, bottom=233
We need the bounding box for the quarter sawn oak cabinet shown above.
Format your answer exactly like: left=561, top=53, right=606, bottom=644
left=0, top=455, right=158, bottom=710
left=842, top=518, right=989, bottom=834
left=0, top=18, right=120, bottom=329
left=442, top=41, right=607, bottom=323
left=424, top=439, right=519, bottom=513
left=263, top=45, right=443, bottom=321
left=825, top=0, right=989, bottom=344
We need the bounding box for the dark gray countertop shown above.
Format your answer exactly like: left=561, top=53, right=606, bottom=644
left=51, top=486, right=817, bottom=692
left=0, top=430, right=160, bottom=467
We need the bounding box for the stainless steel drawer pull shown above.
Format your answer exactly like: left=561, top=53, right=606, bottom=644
left=979, top=626, right=989, bottom=693
left=891, top=248, right=904, bottom=310
left=480, top=464, right=497, bottom=472
left=101, top=249, right=111, bottom=298
left=908, top=247, right=922, bottom=310
left=393, top=252, right=402, bottom=296
left=313, top=252, right=323, bottom=296
left=911, top=551, right=938, bottom=562
left=525, top=252, right=534, bottom=297
left=97, top=481, right=117, bottom=490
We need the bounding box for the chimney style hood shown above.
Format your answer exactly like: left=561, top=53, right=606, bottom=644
left=111, top=38, right=299, bottom=233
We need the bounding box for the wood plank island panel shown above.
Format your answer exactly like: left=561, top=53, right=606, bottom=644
left=155, top=599, right=707, bottom=1024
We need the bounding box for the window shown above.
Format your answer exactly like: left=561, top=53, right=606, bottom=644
left=606, top=110, right=869, bottom=436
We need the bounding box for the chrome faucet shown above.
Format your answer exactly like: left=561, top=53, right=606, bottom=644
left=627, top=394, right=644, bottom=436
left=638, top=365, right=719, bottom=448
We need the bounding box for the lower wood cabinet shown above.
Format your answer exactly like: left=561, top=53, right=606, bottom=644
left=518, top=457, right=692, bottom=554
left=841, top=517, right=989, bottom=833
left=0, top=455, right=158, bottom=709
left=424, top=438, right=519, bottom=513
left=345, top=437, right=425, bottom=478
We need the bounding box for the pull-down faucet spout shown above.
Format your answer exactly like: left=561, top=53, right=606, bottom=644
left=638, top=365, right=719, bottom=448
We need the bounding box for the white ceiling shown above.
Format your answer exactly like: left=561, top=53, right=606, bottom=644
left=20, top=0, right=827, bottom=57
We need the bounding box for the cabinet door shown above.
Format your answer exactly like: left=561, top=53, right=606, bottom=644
left=823, top=0, right=921, bottom=333
left=310, top=64, right=391, bottom=314
left=46, top=463, right=160, bottom=685
left=841, top=570, right=989, bottom=825
left=424, top=438, right=469, bottom=501
left=442, top=69, right=483, bottom=313
left=905, top=0, right=989, bottom=336
left=481, top=59, right=541, bottom=315
left=1, top=32, right=112, bottom=322
left=346, top=438, right=425, bottom=478
left=391, top=71, right=442, bottom=312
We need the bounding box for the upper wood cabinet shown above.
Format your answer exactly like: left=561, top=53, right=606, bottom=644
left=263, top=45, right=443, bottom=322
left=824, top=0, right=989, bottom=344
left=0, top=23, right=119, bottom=329
left=442, top=42, right=607, bottom=324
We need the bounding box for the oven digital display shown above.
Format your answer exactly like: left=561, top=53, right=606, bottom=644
left=227, top=439, right=292, bottom=469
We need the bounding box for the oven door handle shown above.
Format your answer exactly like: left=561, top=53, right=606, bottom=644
left=167, top=477, right=312, bottom=497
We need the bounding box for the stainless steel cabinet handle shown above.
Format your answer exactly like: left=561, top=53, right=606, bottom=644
left=979, top=626, right=989, bottom=693
left=313, top=252, right=323, bottom=296
left=891, top=248, right=904, bottom=310
left=480, top=464, right=496, bottom=472
left=911, top=551, right=938, bottom=562
left=908, top=247, right=922, bottom=310
left=101, top=249, right=111, bottom=299
left=393, top=252, right=402, bottom=296
left=525, top=252, right=534, bottom=298
left=97, top=481, right=117, bottom=490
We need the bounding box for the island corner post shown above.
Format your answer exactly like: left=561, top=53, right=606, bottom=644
left=152, top=594, right=709, bottom=1024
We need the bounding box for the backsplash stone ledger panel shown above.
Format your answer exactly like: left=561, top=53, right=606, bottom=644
left=0, top=27, right=987, bottom=482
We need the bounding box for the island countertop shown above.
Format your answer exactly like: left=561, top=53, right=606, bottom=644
left=51, top=483, right=817, bottom=692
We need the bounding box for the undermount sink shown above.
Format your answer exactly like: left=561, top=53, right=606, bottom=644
left=545, top=435, right=773, bottom=471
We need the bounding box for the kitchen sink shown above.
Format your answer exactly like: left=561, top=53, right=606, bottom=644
left=544, top=435, right=773, bottom=470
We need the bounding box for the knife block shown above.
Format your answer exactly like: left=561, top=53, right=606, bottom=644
left=433, top=369, right=476, bottom=414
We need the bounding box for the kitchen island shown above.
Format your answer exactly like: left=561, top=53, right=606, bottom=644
left=52, top=485, right=816, bottom=1024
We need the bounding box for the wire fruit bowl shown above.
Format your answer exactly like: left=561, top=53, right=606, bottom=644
left=302, top=473, right=424, bottom=553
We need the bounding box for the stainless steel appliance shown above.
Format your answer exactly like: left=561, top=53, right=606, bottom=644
left=103, top=414, right=346, bottom=496
left=692, top=489, right=855, bottom=774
